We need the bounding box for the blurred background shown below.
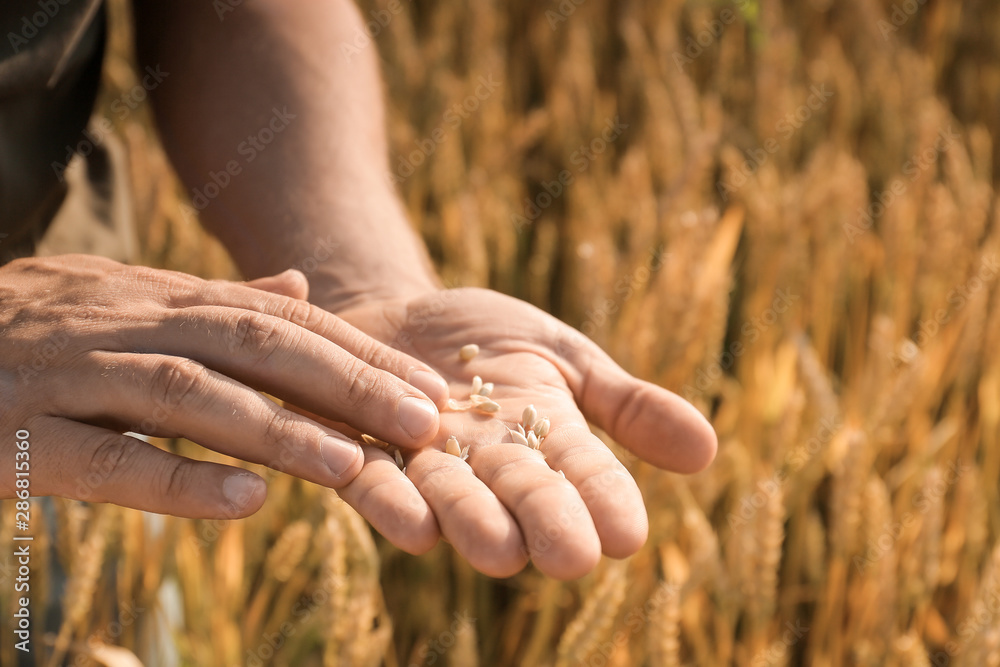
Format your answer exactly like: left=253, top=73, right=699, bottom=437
left=3, top=0, right=1000, bottom=664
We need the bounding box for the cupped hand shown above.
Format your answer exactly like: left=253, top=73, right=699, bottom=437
left=325, top=287, right=717, bottom=580
left=0, top=255, right=449, bottom=519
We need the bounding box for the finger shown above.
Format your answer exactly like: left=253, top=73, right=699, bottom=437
left=52, top=351, right=365, bottom=488
left=27, top=415, right=266, bottom=519
left=554, top=326, right=718, bottom=473
left=469, top=441, right=601, bottom=580
left=243, top=269, right=310, bottom=301
left=171, top=282, right=450, bottom=405
left=404, top=448, right=529, bottom=578
left=537, top=422, right=648, bottom=559
left=332, top=444, right=440, bottom=555
left=133, top=306, right=441, bottom=448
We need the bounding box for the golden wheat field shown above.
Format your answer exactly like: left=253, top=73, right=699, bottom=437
left=4, top=0, right=1000, bottom=664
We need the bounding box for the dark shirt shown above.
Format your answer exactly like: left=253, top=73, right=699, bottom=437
left=0, top=0, right=105, bottom=263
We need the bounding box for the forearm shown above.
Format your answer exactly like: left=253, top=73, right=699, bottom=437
left=133, top=0, right=438, bottom=310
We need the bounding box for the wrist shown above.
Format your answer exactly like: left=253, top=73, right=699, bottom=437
left=305, top=194, right=442, bottom=312
left=306, top=266, right=440, bottom=314
left=230, top=191, right=440, bottom=312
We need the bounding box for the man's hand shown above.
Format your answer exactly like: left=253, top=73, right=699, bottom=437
left=129, top=0, right=715, bottom=579
left=0, top=255, right=449, bottom=519
left=317, top=287, right=717, bottom=580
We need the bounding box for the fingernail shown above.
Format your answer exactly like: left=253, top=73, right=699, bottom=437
left=222, top=473, right=265, bottom=510
left=398, top=395, right=438, bottom=439
left=409, top=370, right=450, bottom=404
left=320, top=434, right=363, bottom=479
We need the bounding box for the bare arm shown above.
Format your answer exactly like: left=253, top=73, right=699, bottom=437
left=132, top=0, right=438, bottom=310
left=131, top=0, right=717, bottom=578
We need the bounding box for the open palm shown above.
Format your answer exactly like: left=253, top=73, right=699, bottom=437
left=327, top=287, right=716, bottom=579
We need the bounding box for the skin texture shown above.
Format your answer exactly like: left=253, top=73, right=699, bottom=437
left=0, top=256, right=447, bottom=518
left=0, top=0, right=719, bottom=580
left=330, top=289, right=717, bottom=579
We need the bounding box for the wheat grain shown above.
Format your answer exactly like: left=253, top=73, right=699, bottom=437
left=469, top=393, right=492, bottom=406
left=474, top=399, right=501, bottom=414
left=361, top=433, right=389, bottom=449
left=446, top=436, right=462, bottom=457
left=67, top=0, right=1000, bottom=663
left=522, top=405, right=537, bottom=429
left=527, top=432, right=540, bottom=450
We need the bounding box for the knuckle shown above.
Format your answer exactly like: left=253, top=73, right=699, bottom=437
left=277, top=298, right=319, bottom=329
left=418, top=460, right=454, bottom=494
left=86, top=435, right=139, bottom=492
left=229, top=311, right=287, bottom=361
left=131, top=264, right=191, bottom=293
left=161, top=459, right=197, bottom=501
left=259, top=410, right=298, bottom=467
left=127, top=265, right=183, bottom=303
left=359, top=340, right=399, bottom=374
left=341, top=358, right=384, bottom=407
left=150, top=357, right=206, bottom=409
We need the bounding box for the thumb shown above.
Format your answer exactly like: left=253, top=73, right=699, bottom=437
left=244, top=269, right=310, bottom=300
left=554, top=325, right=718, bottom=474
